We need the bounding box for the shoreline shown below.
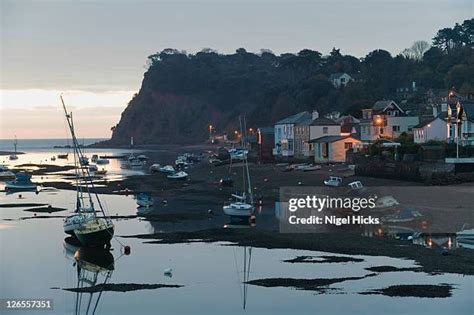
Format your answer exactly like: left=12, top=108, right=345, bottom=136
left=7, top=146, right=474, bottom=277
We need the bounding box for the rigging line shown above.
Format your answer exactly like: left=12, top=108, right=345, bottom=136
left=232, top=246, right=244, bottom=304
left=91, top=270, right=112, bottom=315
left=61, top=96, right=110, bottom=218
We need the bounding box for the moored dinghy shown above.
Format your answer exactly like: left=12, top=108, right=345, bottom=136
left=167, top=171, right=188, bottom=180
left=5, top=172, right=37, bottom=190
left=159, top=165, right=175, bottom=174
left=136, top=192, right=154, bottom=207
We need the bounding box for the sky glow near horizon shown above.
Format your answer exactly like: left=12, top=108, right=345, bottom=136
left=1, top=0, right=472, bottom=139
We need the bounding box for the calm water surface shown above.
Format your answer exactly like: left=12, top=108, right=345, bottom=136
left=0, top=143, right=473, bottom=315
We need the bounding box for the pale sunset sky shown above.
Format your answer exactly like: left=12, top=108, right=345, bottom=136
left=1, top=0, right=472, bottom=139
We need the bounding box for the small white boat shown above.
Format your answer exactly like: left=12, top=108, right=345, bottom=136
left=324, top=176, right=342, bottom=187
left=348, top=181, right=365, bottom=191
left=9, top=137, right=19, bottom=160
left=127, top=154, right=144, bottom=168
left=149, top=164, right=161, bottom=173
left=375, top=196, right=399, bottom=208
left=223, top=201, right=254, bottom=217
left=167, top=171, right=188, bottom=180
left=301, top=165, right=321, bottom=172
left=159, top=165, right=175, bottom=174
left=0, top=171, right=16, bottom=180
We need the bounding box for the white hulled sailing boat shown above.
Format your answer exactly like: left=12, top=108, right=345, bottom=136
left=9, top=136, right=18, bottom=160
left=223, top=116, right=255, bottom=217
left=61, top=96, right=114, bottom=248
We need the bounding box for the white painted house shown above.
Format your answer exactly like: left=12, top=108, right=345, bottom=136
left=447, top=101, right=474, bottom=146
left=309, top=117, right=341, bottom=140
left=413, top=116, right=447, bottom=144
left=329, top=73, right=353, bottom=88
left=273, top=111, right=312, bottom=157
left=309, top=135, right=361, bottom=163
left=360, top=100, right=419, bottom=141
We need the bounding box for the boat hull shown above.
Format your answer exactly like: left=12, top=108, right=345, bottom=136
left=75, top=226, right=114, bottom=248
left=223, top=204, right=254, bottom=217
left=5, top=183, right=37, bottom=190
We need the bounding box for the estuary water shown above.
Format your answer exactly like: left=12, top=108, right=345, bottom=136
left=0, top=140, right=473, bottom=315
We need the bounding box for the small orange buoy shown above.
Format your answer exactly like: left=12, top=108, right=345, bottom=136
left=124, top=245, right=131, bottom=255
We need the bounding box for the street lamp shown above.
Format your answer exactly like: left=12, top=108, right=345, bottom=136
left=208, top=124, right=213, bottom=142
left=427, top=124, right=431, bottom=142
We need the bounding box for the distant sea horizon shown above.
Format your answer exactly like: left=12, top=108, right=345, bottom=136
left=0, top=138, right=107, bottom=151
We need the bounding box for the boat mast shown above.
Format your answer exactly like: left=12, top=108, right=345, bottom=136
left=60, top=96, right=110, bottom=219
left=70, top=113, right=84, bottom=211
left=239, top=116, right=246, bottom=197
left=13, top=136, right=17, bottom=153
left=60, top=96, right=95, bottom=212
left=242, top=116, right=253, bottom=205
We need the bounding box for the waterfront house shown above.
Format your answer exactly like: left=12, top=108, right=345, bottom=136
left=273, top=111, right=312, bottom=158
left=328, top=73, right=353, bottom=88
left=447, top=101, right=474, bottom=146
left=309, top=135, right=361, bottom=163
left=257, top=127, right=275, bottom=162
left=360, top=100, right=419, bottom=141
left=294, top=113, right=315, bottom=158
left=413, top=116, right=447, bottom=144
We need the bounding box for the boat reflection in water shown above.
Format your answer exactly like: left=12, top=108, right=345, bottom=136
left=224, top=219, right=254, bottom=310
left=64, top=237, right=115, bottom=315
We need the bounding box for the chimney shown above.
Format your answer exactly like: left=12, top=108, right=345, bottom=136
left=412, top=81, right=417, bottom=91
left=432, top=106, right=438, bottom=117
left=312, top=110, right=319, bottom=120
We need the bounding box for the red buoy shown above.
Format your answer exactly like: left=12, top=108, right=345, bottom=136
left=124, top=245, right=131, bottom=255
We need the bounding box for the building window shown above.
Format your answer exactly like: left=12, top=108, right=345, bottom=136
left=392, top=125, right=400, bottom=132
left=344, top=142, right=352, bottom=150
left=323, top=127, right=328, bottom=134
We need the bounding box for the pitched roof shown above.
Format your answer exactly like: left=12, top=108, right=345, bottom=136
left=413, top=115, right=446, bottom=129
left=373, top=100, right=399, bottom=110
left=308, top=135, right=359, bottom=143
left=463, top=102, right=474, bottom=121
left=257, top=127, right=274, bottom=134
left=275, top=111, right=312, bottom=125
left=341, top=123, right=360, bottom=134
left=310, top=117, right=339, bottom=126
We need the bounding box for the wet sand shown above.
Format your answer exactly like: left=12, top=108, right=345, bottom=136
left=10, top=146, right=474, bottom=277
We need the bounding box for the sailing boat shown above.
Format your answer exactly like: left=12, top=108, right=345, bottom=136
left=61, top=96, right=114, bottom=248
left=223, top=116, right=255, bottom=217
left=9, top=136, right=18, bottom=160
